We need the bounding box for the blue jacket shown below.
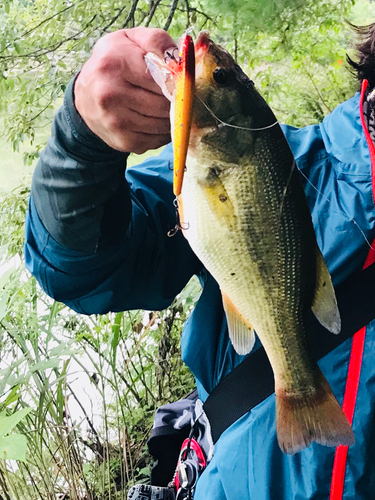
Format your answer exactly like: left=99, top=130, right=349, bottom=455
left=25, top=81, right=375, bottom=499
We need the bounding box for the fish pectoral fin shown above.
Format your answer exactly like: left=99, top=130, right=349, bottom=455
left=199, top=175, right=237, bottom=229
left=222, top=293, right=255, bottom=355
left=311, top=246, right=341, bottom=334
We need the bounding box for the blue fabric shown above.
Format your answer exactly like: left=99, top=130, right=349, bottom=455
left=25, top=144, right=201, bottom=313
left=25, top=92, right=375, bottom=499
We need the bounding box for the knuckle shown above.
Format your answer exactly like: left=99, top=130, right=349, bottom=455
left=93, top=35, right=122, bottom=73
left=147, top=28, right=175, bottom=49
left=106, top=114, right=124, bottom=132
left=96, top=84, right=117, bottom=111
left=96, top=54, right=118, bottom=75
left=148, top=27, right=166, bottom=38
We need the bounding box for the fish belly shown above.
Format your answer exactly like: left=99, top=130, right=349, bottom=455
left=180, top=156, right=354, bottom=453
left=180, top=156, right=315, bottom=391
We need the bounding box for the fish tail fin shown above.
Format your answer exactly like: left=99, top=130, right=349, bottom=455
left=276, top=369, right=355, bottom=454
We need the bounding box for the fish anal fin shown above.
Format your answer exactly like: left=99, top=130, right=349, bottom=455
left=222, top=293, right=255, bottom=355
left=311, top=247, right=341, bottom=334
left=275, top=370, right=355, bottom=454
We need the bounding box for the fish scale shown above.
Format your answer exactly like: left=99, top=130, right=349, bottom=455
left=182, top=135, right=318, bottom=389
left=181, top=32, right=354, bottom=453
left=146, top=30, right=355, bottom=453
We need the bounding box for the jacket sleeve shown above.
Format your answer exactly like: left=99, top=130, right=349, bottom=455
left=25, top=78, right=201, bottom=315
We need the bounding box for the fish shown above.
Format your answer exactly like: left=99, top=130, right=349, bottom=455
left=146, top=32, right=355, bottom=454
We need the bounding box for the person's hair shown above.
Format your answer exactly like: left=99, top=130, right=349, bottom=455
left=347, top=22, right=375, bottom=89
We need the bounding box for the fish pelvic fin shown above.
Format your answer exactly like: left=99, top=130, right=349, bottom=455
left=222, top=293, right=255, bottom=355
left=275, top=368, right=355, bottom=454
left=311, top=246, right=341, bottom=334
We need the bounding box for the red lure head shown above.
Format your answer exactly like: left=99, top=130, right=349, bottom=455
left=179, top=33, right=195, bottom=78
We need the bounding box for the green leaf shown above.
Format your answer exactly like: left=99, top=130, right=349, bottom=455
left=3, top=386, right=20, bottom=407
left=0, top=357, right=26, bottom=394
left=111, top=311, right=123, bottom=365
left=0, top=408, right=32, bottom=439
left=0, top=268, right=14, bottom=290
left=0, top=295, right=9, bottom=322
left=49, top=341, right=79, bottom=358
left=0, top=434, right=28, bottom=461
left=31, top=358, right=60, bottom=372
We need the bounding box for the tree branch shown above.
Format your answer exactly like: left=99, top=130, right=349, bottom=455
left=145, top=0, right=162, bottom=28
left=0, top=15, right=97, bottom=61
left=101, top=4, right=130, bottom=32
left=122, top=0, right=140, bottom=29
left=163, top=0, right=180, bottom=31
left=0, top=3, right=75, bottom=56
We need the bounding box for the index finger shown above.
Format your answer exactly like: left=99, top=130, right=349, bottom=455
left=122, top=28, right=177, bottom=95
left=124, top=27, right=177, bottom=59
left=93, top=28, right=178, bottom=95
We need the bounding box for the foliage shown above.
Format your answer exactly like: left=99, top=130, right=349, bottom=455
left=0, top=186, right=198, bottom=498
left=1, top=0, right=375, bottom=498
left=0, top=0, right=374, bottom=161
left=0, top=408, right=32, bottom=461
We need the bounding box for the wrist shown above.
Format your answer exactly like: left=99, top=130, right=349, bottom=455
left=65, top=75, right=128, bottom=156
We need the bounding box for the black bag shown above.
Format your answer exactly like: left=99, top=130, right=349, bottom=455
left=148, top=390, right=198, bottom=486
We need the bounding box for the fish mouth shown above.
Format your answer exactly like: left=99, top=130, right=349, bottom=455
left=195, top=31, right=211, bottom=54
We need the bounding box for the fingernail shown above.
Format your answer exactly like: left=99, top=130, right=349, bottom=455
left=164, top=46, right=179, bottom=63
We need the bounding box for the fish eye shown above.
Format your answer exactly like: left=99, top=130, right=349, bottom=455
left=213, top=67, right=229, bottom=85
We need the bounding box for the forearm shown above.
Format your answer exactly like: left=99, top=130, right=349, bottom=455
left=31, top=76, right=131, bottom=253
left=26, top=28, right=202, bottom=314
left=26, top=142, right=202, bottom=314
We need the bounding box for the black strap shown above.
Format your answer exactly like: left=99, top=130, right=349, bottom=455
left=203, top=261, right=375, bottom=443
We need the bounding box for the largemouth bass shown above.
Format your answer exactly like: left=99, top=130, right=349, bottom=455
left=146, top=32, right=355, bottom=454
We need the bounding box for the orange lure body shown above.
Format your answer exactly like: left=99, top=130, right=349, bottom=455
left=172, top=34, right=195, bottom=196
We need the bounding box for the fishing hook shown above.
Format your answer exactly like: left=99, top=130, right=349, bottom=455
left=167, top=196, right=190, bottom=237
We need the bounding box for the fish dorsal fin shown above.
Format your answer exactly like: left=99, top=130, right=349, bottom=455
left=199, top=171, right=237, bottom=229
left=311, top=247, right=341, bottom=334
left=222, top=293, right=256, bottom=355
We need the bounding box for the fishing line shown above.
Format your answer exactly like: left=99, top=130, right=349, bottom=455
left=195, top=94, right=279, bottom=132
left=279, top=159, right=297, bottom=218
left=200, top=95, right=375, bottom=251
left=298, top=167, right=375, bottom=252
left=155, top=53, right=278, bottom=132
left=165, top=67, right=374, bottom=251
left=198, top=88, right=375, bottom=252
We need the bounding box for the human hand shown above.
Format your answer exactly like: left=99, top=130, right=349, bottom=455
left=74, top=27, right=177, bottom=154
